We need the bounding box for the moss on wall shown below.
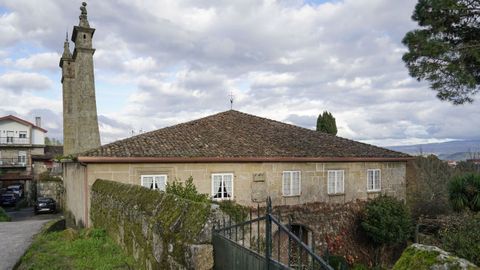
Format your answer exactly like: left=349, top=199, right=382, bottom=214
left=392, top=244, right=479, bottom=270
left=90, top=179, right=215, bottom=269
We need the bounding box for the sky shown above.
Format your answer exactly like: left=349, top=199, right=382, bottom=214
left=0, top=0, right=478, bottom=147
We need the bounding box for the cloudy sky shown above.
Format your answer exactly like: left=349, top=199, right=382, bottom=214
left=0, top=0, right=478, bottom=147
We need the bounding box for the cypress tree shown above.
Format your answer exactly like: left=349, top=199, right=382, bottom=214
left=316, top=111, right=337, bottom=135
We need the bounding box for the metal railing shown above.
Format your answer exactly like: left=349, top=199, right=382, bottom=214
left=0, top=137, right=30, bottom=144
left=0, top=158, right=28, bottom=167
left=213, top=197, right=333, bottom=270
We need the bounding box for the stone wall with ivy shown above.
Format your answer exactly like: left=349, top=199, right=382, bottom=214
left=90, top=179, right=221, bottom=270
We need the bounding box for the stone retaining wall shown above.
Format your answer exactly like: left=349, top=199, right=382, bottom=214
left=37, top=180, right=64, bottom=210
left=90, top=179, right=222, bottom=270
left=272, top=200, right=375, bottom=265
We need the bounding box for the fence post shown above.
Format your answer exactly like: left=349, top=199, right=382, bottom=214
left=265, top=197, right=272, bottom=270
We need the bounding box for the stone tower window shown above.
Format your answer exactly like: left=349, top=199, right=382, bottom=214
left=83, top=34, right=86, bottom=39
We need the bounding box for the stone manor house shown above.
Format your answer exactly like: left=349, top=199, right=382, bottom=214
left=60, top=3, right=411, bottom=227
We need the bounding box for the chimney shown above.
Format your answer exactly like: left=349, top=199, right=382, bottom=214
left=35, top=116, right=41, bottom=127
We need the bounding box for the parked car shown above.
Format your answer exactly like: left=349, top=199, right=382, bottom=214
left=34, top=197, right=57, bottom=214
left=7, top=184, right=23, bottom=198
left=0, top=192, right=17, bottom=207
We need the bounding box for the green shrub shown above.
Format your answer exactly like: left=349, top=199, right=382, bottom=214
left=326, top=255, right=349, bottom=270
left=165, top=176, right=210, bottom=203
left=361, top=195, right=412, bottom=246
left=216, top=200, right=249, bottom=223
left=448, top=173, right=480, bottom=212
left=0, top=207, right=11, bottom=222
left=440, top=213, right=480, bottom=265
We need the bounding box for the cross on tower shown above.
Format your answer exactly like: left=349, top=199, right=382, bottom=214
left=229, top=91, right=234, bottom=110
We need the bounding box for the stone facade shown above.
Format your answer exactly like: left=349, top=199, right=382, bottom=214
left=63, top=160, right=406, bottom=227
left=60, top=2, right=100, bottom=155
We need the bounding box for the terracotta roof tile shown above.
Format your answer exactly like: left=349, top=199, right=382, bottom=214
left=80, top=110, right=409, bottom=159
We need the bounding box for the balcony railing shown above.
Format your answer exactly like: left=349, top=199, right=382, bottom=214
left=0, top=158, right=28, bottom=167
left=0, top=137, right=30, bottom=145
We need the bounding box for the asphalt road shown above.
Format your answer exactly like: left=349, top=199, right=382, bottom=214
left=0, top=207, right=60, bottom=270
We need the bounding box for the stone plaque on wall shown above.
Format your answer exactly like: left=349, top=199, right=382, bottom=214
left=253, top=173, right=265, bottom=182
left=251, top=172, right=267, bottom=203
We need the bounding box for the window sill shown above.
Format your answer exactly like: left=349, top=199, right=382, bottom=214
left=282, top=194, right=300, bottom=198
left=367, top=190, right=381, bottom=193
left=328, top=193, right=345, bottom=196
left=212, top=197, right=233, bottom=201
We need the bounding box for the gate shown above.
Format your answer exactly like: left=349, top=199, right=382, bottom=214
left=212, top=198, right=333, bottom=270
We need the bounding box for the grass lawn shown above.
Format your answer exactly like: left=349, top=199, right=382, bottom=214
left=16, top=228, right=134, bottom=270
left=0, top=206, right=11, bottom=221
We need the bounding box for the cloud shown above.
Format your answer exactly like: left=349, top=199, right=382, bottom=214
left=4, top=52, right=60, bottom=71
left=0, top=72, right=53, bottom=92
left=0, top=0, right=478, bottom=147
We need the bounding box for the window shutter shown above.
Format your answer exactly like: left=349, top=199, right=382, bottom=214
left=374, top=170, right=380, bottom=190
left=142, top=176, right=154, bottom=189
left=328, top=171, right=335, bottom=194
left=367, top=170, right=373, bottom=190
left=213, top=175, right=222, bottom=198
left=156, top=175, right=167, bottom=191
left=337, top=171, right=344, bottom=193
left=224, top=174, right=233, bottom=198
left=282, top=172, right=290, bottom=196
left=291, top=171, right=300, bottom=195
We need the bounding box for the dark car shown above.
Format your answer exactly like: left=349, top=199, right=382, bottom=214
left=34, top=197, right=57, bottom=214
left=0, top=192, right=17, bottom=207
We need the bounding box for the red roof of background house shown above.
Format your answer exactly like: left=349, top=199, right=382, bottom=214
left=0, top=115, right=47, bottom=133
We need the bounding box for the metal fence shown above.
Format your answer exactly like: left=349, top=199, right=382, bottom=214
left=213, top=197, right=333, bottom=270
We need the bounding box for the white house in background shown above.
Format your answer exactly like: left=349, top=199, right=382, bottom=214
left=0, top=115, right=47, bottom=188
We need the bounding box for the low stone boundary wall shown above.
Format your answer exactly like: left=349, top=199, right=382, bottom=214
left=90, top=179, right=220, bottom=270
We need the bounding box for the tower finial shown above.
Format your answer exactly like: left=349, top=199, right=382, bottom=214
left=62, top=31, right=72, bottom=59
left=79, top=2, right=90, bottom=27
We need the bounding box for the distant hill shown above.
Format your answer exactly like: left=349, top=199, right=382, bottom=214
left=387, top=139, right=480, bottom=161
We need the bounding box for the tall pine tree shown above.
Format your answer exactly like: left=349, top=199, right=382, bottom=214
left=316, top=111, right=337, bottom=135
left=402, top=0, right=480, bottom=104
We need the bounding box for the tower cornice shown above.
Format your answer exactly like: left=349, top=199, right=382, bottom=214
left=72, top=26, right=95, bottom=42
left=72, top=47, right=96, bottom=60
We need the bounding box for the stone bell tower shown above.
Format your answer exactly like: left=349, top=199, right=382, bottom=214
left=60, top=2, right=101, bottom=155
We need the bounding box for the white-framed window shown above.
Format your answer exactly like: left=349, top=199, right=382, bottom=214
left=19, top=131, right=27, bottom=138
left=18, top=151, right=27, bottom=165
left=212, top=173, right=233, bottom=200
left=367, top=169, right=381, bottom=191
left=282, top=171, right=301, bottom=196
left=327, top=170, right=344, bottom=194
left=141, top=175, right=167, bottom=191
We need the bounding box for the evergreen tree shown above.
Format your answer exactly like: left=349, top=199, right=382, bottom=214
left=316, top=111, right=337, bottom=135
left=402, top=0, right=480, bottom=104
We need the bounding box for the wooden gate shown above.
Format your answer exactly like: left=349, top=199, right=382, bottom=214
left=212, top=198, right=333, bottom=270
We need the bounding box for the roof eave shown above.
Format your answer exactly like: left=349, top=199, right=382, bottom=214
left=77, top=156, right=413, bottom=164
